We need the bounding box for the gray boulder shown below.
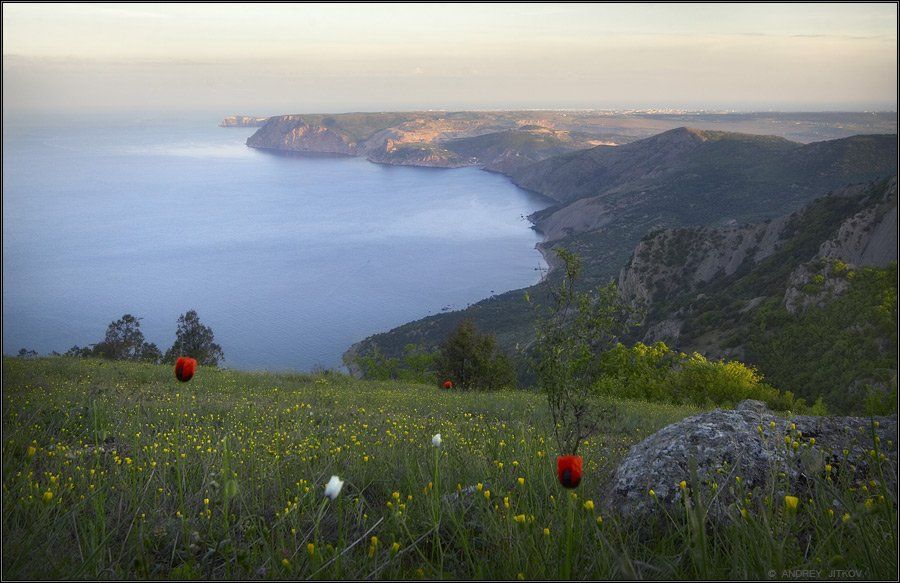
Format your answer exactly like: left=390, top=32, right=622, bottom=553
left=607, top=400, right=897, bottom=517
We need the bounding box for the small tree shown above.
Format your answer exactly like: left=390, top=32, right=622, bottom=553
left=435, top=319, right=515, bottom=390
left=529, top=249, right=637, bottom=455
left=93, top=314, right=161, bottom=363
left=164, top=310, right=224, bottom=366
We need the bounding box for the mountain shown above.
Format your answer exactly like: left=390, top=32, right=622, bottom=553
left=349, top=129, right=898, bottom=400
left=618, top=177, right=897, bottom=411
left=510, top=129, right=897, bottom=240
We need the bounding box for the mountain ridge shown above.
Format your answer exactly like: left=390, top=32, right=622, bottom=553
left=346, top=128, right=897, bottom=399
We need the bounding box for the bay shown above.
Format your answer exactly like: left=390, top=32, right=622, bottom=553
left=2, top=114, right=549, bottom=370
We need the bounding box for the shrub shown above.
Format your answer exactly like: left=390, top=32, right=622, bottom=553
left=595, top=341, right=803, bottom=411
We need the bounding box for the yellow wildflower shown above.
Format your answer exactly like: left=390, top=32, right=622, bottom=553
left=784, top=495, right=799, bottom=511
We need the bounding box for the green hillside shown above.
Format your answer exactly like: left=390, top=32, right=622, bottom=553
left=3, top=357, right=895, bottom=579
left=443, top=127, right=601, bottom=173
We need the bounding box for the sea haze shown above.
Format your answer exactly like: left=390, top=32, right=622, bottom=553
left=2, top=114, right=549, bottom=370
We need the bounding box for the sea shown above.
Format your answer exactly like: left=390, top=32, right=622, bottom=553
left=2, top=113, right=550, bottom=371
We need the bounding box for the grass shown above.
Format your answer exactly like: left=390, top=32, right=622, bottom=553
left=2, top=357, right=896, bottom=580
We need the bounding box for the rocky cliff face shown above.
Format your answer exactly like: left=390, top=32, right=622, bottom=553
left=618, top=176, right=897, bottom=348
left=782, top=178, right=897, bottom=313
left=618, top=216, right=790, bottom=311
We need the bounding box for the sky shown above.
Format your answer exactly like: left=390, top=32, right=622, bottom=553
left=2, top=3, right=897, bottom=114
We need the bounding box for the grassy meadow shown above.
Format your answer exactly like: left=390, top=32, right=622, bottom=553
left=2, top=357, right=896, bottom=579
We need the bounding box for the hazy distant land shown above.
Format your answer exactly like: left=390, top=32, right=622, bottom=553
left=232, top=110, right=896, bottom=172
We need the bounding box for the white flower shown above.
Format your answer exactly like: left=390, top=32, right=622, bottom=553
left=324, top=475, right=344, bottom=500
left=432, top=433, right=442, bottom=448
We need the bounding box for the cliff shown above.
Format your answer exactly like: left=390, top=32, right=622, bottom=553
left=615, top=177, right=897, bottom=410
left=619, top=177, right=897, bottom=337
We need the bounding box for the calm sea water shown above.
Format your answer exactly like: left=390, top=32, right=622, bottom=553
left=2, top=114, right=549, bottom=371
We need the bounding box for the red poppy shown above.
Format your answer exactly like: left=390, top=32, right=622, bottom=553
left=443, top=380, right=453, bottom=389
left=557, top=455, right=583, bottom=488
left=174, top=356, right=197, bottom=382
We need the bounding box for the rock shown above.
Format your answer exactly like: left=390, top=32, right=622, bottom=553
left=783, top=177, right=897, bottom=314
left=607, top=400, right=897, bottom=517
left=817, top=179, right=898, bottom=268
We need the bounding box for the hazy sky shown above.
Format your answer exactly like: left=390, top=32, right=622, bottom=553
left=3, top=3, right=897, bottom=113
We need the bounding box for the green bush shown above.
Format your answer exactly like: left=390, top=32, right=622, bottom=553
left=595, top=341, right=804, bottom=411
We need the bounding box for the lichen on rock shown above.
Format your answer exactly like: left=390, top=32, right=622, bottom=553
left=607, top=400, right=896, bottom=517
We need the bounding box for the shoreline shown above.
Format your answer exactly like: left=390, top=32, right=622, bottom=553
left=248, top=141, right=564, bottom=377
